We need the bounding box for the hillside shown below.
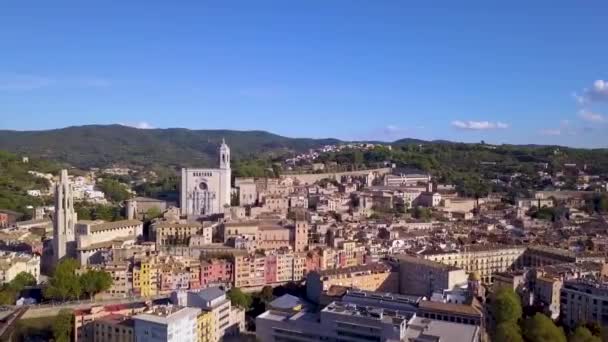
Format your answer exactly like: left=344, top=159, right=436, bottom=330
left=0, top=151, right=59, bottom=217
left=0, top=125, right=340, bottom=169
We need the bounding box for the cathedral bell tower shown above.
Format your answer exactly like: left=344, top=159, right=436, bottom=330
left=219, top=138, right=230, bottom=170
left=219, top=138, right=231, bottom=209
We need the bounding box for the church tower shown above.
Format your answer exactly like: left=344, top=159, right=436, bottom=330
left=53, top=169, right=77, bottom=263
left=219, top=138, right=230, bottom=170
left=219, top=139, right=231, bottom=208
left=294, top=220, right=309, bottom=252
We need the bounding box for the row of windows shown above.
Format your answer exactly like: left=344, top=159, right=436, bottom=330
left=193, top=172, right=213, bottom=177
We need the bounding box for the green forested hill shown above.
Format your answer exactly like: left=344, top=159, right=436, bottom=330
left=0, top=125, right=340, bottom=169
left=0, top=125, right=607, bottom=180
left=0, top=151, right=60, bottom=216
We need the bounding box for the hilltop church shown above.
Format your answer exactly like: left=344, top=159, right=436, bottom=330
left=180, top=140, right=231, bottom=217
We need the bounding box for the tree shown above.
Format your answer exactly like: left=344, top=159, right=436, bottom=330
left=145, top=207, right=162, bottom=220
left=522, top=313, right=566, bottom=342
left=412, top=206, right=432, bottom=222
left=79, top=270, right=113, bottom=300
left=9, top=271, right=36, bottom=291
left=494, top=322, right=523, bottom=342
left=569, top=326, right=601, bottom=342
left=491, top=288, right=522, bottom=324
left=52, top=309, right=73, bottom=342
left=98, top=178, right=131, bottom=203
left=75, top=202, right=124, bottom=221
left=259, top=286, right=274, bottom=303
left=44, top=258, right=82, bottom=301
left=0, top=289, right=16, bottom=305
left=227, top=287, right=252, bottom=310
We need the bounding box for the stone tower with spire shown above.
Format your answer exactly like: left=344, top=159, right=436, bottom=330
left=53, top=169, right=77, bottom=262
left=219, top=138, right=231, bottom=208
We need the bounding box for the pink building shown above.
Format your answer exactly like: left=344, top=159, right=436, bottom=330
left=265, top=254, right=278, bottom=283
left=0, top=213, right=8, bottom=228
left=160, top=269, right=190, bottom=292
left=200, top=258, right=234, bottom=287
left=305, top=251, right=321, bottom=274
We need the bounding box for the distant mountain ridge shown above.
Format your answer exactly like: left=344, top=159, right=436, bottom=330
left=0, top=125, right=579, bottom=170
left=0, top=125, right=343, bottom=169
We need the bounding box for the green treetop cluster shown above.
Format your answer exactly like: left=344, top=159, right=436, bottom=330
left=44, top=258, right=113, bottom=301
left=490, top=287, right=603, bottom=342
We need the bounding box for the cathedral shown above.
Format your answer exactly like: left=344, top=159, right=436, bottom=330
left=180, top=140, right=231, bottom=217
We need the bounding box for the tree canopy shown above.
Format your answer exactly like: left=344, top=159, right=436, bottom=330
left=44, top=258, right=113, bottom=301
left=522, top=313, right=566, bottom=342
left=98, top=178, right=131, bottom=202
left=259, top=285, right=274, bottom=303
left=52, top=309, right=73, bottom=342
left=0, top=150, right=59, bottom=217
left=411, top=206, right=432, bottom=221
left=495, top=322, right=523, bottom=342
left=75, top=202, right=124, bottom=221
left=0, top=271, right=37, bottom=305
left=569, top=326, right=601, bottom=342
left=227, top=287, right=252, bottom=309
left=491, top=288, right=523, bottom=324
left=79, top=270, right=113, bottom=299
left=8, top=271, right=36, bottom=291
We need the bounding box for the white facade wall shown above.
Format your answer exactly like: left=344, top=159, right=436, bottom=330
left=133, top=307, right=201, bottom=342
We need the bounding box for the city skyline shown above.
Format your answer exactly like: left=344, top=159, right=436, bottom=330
left=1, top=1, right=608, bottom=147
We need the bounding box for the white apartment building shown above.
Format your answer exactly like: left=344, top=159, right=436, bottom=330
left=0, top=251, right=40, bottom=284
left=171, top=287, right=244, bottom=341
left=133, top=305, right=201, bottom=342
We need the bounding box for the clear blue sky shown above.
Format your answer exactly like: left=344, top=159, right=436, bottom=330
left=1, top=1, right=607, bottom=147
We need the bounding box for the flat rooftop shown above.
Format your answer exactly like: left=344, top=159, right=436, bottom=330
left=418, top=301, right=482, bottom=317
left=396, top=254, right=461, bottom=271
left=258, top=309, right=318, bottom=323
left=406, top=316, right=479, bottom=342
left=134, top=305, right=200, bottom=325
left=318, top=263, right=391, bottom=277
left=322, top=301, right=411, bottom=325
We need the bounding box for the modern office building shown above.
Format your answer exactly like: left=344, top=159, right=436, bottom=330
left=256, top=298, right=480, bottom=342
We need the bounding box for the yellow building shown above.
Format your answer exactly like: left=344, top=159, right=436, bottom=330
left=197, top=310, right=214, bottom=342
left=342, top=241, right=358, bottom=268
left=133, top=258, right=158, bottom=297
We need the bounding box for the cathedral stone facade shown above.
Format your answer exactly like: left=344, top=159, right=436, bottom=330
left=180, top=140, right=231, bottom=217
